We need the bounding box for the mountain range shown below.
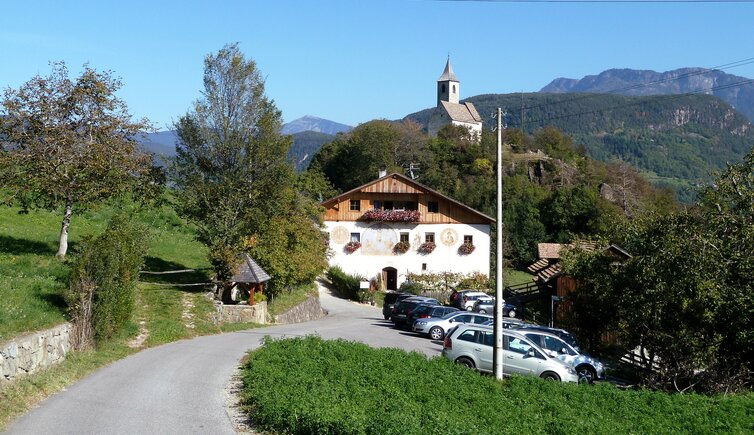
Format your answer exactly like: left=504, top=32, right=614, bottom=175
left=136, top=116, right=347, bottom=170
left=540, top=67, right=754, bottom=123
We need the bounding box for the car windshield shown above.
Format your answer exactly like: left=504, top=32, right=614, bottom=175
left=560, top=332, right=580, bottom=350
left=441, top=311, right=460, bottom=320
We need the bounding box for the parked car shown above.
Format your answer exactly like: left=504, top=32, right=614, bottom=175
left=406, top=304, right=459, bottom=325
left=391, top=296, right=440, bottom=327
left=412, top=311, right=492, bottom=340
left=448, top=289, right=477, bottom=309
left=472, top=298, right=518, bottom=317
left=441, top=324, right=579, bottom=383
left=520, top=329, right=605, bottom=383
left=458, top=291, right=492, bottom=311
left=480, top=318, right=528, bottom=329
left=512, top=325, right=582, bottom=353
left=382, top=292, right=412, bottom=320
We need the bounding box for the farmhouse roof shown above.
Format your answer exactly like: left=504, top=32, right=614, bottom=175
left=231, top=253, right=271, bottom=284
left=321, top=172, right=494, bottom=224
left=437, top=57, right=459, bottom=82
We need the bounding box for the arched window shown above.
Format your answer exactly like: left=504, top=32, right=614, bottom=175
left=452, top=85, right=456, bottom=93
left=441, top=84, right=446, bottom=93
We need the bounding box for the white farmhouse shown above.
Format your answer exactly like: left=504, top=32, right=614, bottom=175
left=427, top=57, right=483, bottom=140
left=322, top=172, right=493, bottom=290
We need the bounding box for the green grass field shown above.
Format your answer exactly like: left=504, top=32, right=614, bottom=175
left=242, top=337, right=754, bottom=435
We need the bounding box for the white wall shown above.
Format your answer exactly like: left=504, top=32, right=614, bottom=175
left=325, top=221, right=490, bottom=285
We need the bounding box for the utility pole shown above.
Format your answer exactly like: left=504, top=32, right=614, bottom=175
left=493, top=107, right=506, bottom=381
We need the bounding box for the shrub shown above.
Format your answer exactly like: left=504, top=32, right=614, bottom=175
left=399, top=280, right=422, bottom=295
left=65, top=214, right=150, bottom=346
left=326, top=266, right=363, bottom=301
left=241, top=337, right=754, bottom=435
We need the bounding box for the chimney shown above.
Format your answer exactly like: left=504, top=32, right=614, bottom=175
left=378, top=169, right=387, bottom=178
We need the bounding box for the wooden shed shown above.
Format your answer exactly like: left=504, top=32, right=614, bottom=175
left=224, top=253, right=271, bottom=305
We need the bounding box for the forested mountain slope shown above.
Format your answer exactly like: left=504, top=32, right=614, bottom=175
left=405, top=93, right=754, bottom=194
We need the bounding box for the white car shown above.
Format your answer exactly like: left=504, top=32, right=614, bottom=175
left=519, top=329, right=606, bottom=383
left=441, top=324, right=579, bottom=383
left=459, top=291, right=491, bottom=311
left=413, top=311, right=492, bottom=340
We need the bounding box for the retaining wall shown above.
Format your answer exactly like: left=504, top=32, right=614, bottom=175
left=214, top=301, right=268, bottom=324
left=274, top=295, right=327, bottom=324
left=1, top=323, right=72, bottom=385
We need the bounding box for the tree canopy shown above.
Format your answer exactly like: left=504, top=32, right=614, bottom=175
left=171, top=44, right=327, bottom=292
left=0, top=62, right=156, bottom=257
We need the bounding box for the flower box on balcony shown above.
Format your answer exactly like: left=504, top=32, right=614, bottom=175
left=344, top=241, right=361, bottom=254
left=361, top=208, right=420, bottom=223
left=418, top=241, right=436, bottom=255
left=393, top=241, right=410, bottom=254
left=458, top=242, right=475, bottom=255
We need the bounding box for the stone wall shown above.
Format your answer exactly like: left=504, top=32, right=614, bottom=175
left=1, top=323, right=72, bottom=385
left=274, top=295, right=327, bottom=324
left=214, top=301, right=268, bottom=324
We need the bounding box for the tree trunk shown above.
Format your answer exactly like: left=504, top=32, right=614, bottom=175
left=56, top=202, right=73, bottom=258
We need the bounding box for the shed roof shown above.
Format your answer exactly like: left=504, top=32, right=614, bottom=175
left=231, top=253, right=271, bottom=284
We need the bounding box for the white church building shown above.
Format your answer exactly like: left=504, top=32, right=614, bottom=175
left=322, top=173, right=493, bottom=290
left=427, top=57, right=483, bottom=139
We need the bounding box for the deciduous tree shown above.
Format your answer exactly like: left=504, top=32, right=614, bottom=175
left=1, top=62, right=155, bottom=257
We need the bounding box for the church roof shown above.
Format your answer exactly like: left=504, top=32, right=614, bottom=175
left=437, top=57, right=459, bottom=82
left=439, top=101, right=482, bottom=124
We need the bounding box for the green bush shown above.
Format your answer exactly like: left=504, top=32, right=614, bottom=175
left=66, top=214, right=150, bottom=344
left=241, top=337, right=754, bottom=435
left=326, top=266, right=362, bottom=301
left=398, top=280, right=422, bottom=295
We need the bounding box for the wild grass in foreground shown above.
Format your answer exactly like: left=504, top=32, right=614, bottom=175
left=241, top=337, right=754, bottom=435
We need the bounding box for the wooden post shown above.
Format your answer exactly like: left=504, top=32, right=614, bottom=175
left=250, top=284, right=255, bottom=306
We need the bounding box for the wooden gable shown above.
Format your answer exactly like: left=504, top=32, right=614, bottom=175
left=321, top=173, right=493, bottom=225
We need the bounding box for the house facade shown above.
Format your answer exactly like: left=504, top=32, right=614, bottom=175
left=427, top=57, right=483, bottom=140
left=322, top=173, right=493, bottom=290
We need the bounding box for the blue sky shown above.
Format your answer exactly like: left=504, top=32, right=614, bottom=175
left=2, top=1, right=753, bottom=130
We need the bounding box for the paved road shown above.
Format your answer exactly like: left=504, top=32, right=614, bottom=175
left=6, top=287, right=442, bottom=434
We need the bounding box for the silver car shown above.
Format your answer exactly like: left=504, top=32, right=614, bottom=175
left=441, top=324, right=579, bottom=383
left=520, top=329, right=606, bottom=383
left=413, top=311, right=493, bottom=340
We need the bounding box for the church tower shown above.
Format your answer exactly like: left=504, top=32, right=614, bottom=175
left=428, top=57, right=482, bottom=140
left=437, top=57, right=460, bottom=106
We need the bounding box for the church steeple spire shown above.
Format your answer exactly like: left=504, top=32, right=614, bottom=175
left=438, top=56, right=459, bottom=82
left=437, top=56, right=460, bottom=105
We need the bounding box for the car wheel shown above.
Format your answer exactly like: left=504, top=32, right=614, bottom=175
left=576, top=365, right=597, bottom=384
left=540, top=371, right=561, bottom=382
left=456, top=357, right=475, bottom=369
left=429, top=326, right=445, bottom=340
left=466, top=306, right=473, bottom=311
left=479, top=309, right=487, bottom=314
left=507, top=309, right=516, bottom=318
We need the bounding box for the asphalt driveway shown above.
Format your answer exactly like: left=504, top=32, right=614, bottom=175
left=6, top=287, right=441, bottom=434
